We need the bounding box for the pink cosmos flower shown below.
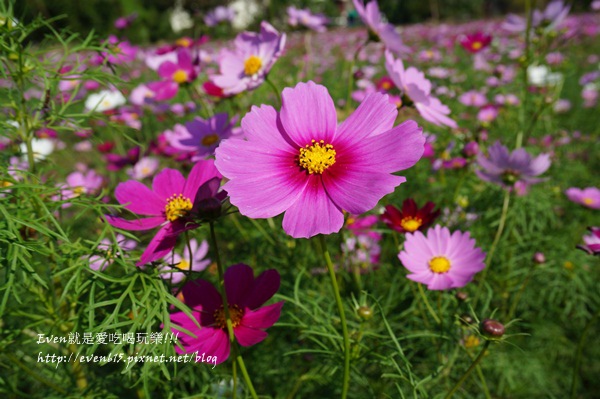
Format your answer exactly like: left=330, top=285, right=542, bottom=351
left=476, top=141, right=551, bottom=191
left=128, top=156, right=160, bottom=180
left=578, top=227, right=600, bottom=255
left=148, top=48, right=198, bottom=101
left=214, top=81, right=425, bottom=238
left=169, top=264, right=283, bottom=364
left=105, top=160, right=223, bottom=266
left=459, top=90, right=487, bottom=107
left=459, top=32, right=492, bottom=54
left=103, top=36, right=137, bottom=65
left=385, top=51, right=458, bottom=129
left=89, top=234, right=137, bottom=271
left=353, top=0, right=410, bottom=54
left=212, top=21, right=286, bottom=96
left=287, top=6, right=328, bottom=32
left=160, top=239, right=210, bottom=284
left=565, top=187, right=600, bottom=209
left=399, top=225, right=486, bottom=290
left=477, top=105, right=499, bottom=123
left=165, top=113, right=238, bottom=160
left=60, top=169, right=104, bottom=200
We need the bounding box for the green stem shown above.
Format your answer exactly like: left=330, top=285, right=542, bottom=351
left=417, top=282, right=441, bottom=324
left=507, top=263, right=535, bottom=319
left=570, top=308, right=600, bottom=399
left=445, top=341, right=491, bottom=399
left=474, top=190, right=511, bottom=307
left=516, top=0, right=532, bottom=149
left=319, top=235, right=351, bottom=399
left=209, top=222, right=258, bottom=399
left=265, top=76, right=281, bottom=107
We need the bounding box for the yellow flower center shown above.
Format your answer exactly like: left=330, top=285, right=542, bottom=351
left=172, top=69, right=189, bottom=84
left=429, top=256, right=451, bottom=274
left=213, top=304, right=244, bottom=329
left=583, top=197, right=594, bottom=205
left=400, top=217, right=422, bottom=232
left=176, top=259, right=190, bottom=270
left=471, top=41, right=482, bottom=50
left=244, top=55, right=262, bottom=76
left=201, top=134, right=219, bottom=147
left=73, top=186, right=86, bottom=196
left=1, top=181, right=13, bottom=188
left=381, top=81, right=392, bottom=90
left=164, top=194, right=193, bottom=222
left=176, top=37, right=192, bottom=47
left=298, top=140, right=336, bottom=175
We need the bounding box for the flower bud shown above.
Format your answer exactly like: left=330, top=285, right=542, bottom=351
left=357, top=306, right=373, bottom=320
left=455, top=291, right=468, bottom=302
left=460, top=313, right=474, bottom=325
left=533, top=252, right=546, bottom=264
left=482, top=319, right=505, bottom=338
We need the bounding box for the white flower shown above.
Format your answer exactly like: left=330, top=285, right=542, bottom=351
left=230, top=0, right=260, bottom=29
left=85, top=90, right=126, bottom=112
left=527, top=65, right=563, bottom=86
left=170, top=6, right=193, bottom=33
left=20, top=138, right=55, bottom=162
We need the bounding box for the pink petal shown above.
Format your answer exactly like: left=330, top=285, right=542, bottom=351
left=240, top=104, right=296, bottom=149
left=115, top=180, right=164, bottom=215
left=279, top=81, right=338, bottom=147
left=241, top=302, right=284, bottom=329
left=152, top=168, right=186, bottom=201
left=183, top=160, right=222, bottom=200
left=216, top=138, right=308, bottom=218
left=322, top=167, right=405, bottom=215
left=335, top=92, right=398, bottom=147
left=234, top=325, right=269, bottom=347
left=137, top=224, right=179, bottom=266
left=282, top=175, right=344, bottom=238
left=105, top=215, right=164, bottom=231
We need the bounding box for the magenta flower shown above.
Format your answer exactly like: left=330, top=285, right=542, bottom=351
left=578, top=227, right=600, bottom=255
left=459, top=32, right=492, bottom=54
left=476, top=141, right=551, bottom=190
left=385, top=51, right=458, bottom=129
left=215, top=81, right=425, bottom=238
left=148, top=48, right=198, bottom=101
left=353, top=0, right=410, bottom=54
left=169, top=264, right=283, bottom=364
left=103, top=36, right=137, bottom=65
left=212, top=22, right=286, bottom=96
left=105, top=160, right=222, bottom=266
left=165, top=113, right=238, bottom=160
left=565, top=187, right=600, bottom=209
left=160, top=239, right=210, bottom=284
left=399, top=225, right=486, bottom=290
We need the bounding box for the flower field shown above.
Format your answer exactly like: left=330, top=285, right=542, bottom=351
left=1, top=1, right=599, bottom=398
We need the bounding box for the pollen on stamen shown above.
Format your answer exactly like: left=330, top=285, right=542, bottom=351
left=298, top=139, right=336, bottom=175
left=164, top=194, right=193, bottom=222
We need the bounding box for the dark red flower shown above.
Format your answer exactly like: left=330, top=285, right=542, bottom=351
left=459, top=32, right=492, bottom=54
left=381, top=198, right=440, bottom=234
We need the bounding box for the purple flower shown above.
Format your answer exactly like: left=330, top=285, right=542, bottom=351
left=165, top=113, right=238, bottom=160
left=160, top=239, right=210, bottom=284
left=215, top=81, right=425, bottom=239
left=476, top=141, right=551, bottom=190
left=399, top=225, right=486, bottom=290
left=105, top=160, right=223, bottom=266
left=353, top=0, right=410, bottom=54
left=287, top=6, right=328, bottom=32
left=212, top=22, right=286, bottom=96
left=503, top=0, right=569, bottom=33
left=459, top=90, right=487, bottom=107
left=169, top=264, right=283, bottom=364
left=204, top=6, right=235, bottom=27
left=385, top=51, right=458, bottom=129
left=565, top=187, right=600, bottom=209
left=578, top=227, right=600, bottom=255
